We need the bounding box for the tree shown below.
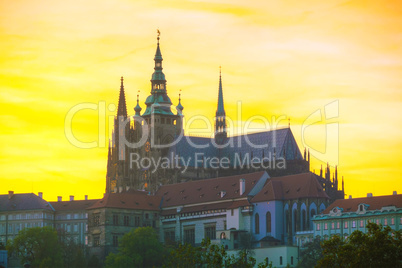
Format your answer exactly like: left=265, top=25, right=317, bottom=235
left=105, top=227, right=164, bottom=268
left=297, top=236, right=323, bottom=268
left=6, top=227, right=63, bottom=268
left=317, top=222, right=402, bottom=268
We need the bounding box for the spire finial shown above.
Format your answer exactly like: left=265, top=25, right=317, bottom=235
left=288, top=117, right=290, bottom=127
left=137, top=90, right=140, bottom=103
left=157, top=29, right=160, bottom=43
left=121, top=76, right=124, bottom=86
left=179, top=89, right=181, bottom=101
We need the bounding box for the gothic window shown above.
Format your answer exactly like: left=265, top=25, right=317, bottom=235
left=266, top=212, right=271, bottom=233
left=255, top=213, right=260, bottom=234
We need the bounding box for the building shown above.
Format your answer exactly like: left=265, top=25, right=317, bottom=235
left=251, top=172, right=330, bottom=245
left=299, top=193, right=402, bottom=248
left=86, top=190, right=161, bottom=261
left=104, top=34, right=343, bottom=199
left=0, top=191, right=54, bottom=246
left=50, top=195, right=99, bottom=245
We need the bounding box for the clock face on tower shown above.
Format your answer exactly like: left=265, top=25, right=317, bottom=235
left=145, top=141, right=151, bottom=152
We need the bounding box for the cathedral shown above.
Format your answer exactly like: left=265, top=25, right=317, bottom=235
left=105, top=34, right=343, bottom=201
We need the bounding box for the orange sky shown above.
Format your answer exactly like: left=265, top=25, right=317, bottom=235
left=1, top=0, right=401, bottom=201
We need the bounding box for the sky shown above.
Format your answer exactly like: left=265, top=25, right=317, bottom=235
left=1, top=0, right=401, bottom=201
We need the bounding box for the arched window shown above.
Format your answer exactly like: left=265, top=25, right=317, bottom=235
left=255, top=213, right=260, bottom=234
left=266, top=211, right=271, bottom=233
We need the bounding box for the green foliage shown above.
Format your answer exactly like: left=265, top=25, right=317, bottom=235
left=6, top=227, right=63, bottom=268
left=105, top=227, right=163, bottom=268
left=298, top=236, right=323, bottom=268
left=164, top=238, right=270, bottom=268
left=316, top=222, right=402, bottom=268
left=87, top=255, right=102, bottom=268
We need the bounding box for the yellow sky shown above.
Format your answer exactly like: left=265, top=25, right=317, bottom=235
left=1, top=0, right=401, bottom=201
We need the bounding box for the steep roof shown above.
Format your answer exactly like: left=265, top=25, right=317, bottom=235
left=323, top=194, right=402, bottom=214
left=168, top=128, right=303, bottom=168
left=156, top=171, right=268, bottom=208
left=252, top=172, right=329, bottom=202
left=0, top=193, right=54, bottom=212
left=87, top=192, right=161, bottom=211
left=50, top=199, right=100, bottom=212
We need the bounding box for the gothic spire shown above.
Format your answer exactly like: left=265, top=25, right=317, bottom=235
left=117, top=76, right=128, bottom=117
left=216, top=66, right=225, bottom=116
left=215, top=67, right=227, bottom=144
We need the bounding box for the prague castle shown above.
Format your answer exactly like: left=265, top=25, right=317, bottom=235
left=105, top=34, right=344, bottom=201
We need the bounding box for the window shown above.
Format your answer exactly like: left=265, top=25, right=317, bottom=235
left=352, top=221, right=356, bottom=228
left=74, top=224, right=78, bottom=233
left=359, top=220, right=364, bottom=228
left=384, top=218, right=388, bottom=226
left=113, top=235, right=119, bottom=247
left=331, top=222, right=335, bottom=229
left=324, top=223, right=328, bottom=230
left=205, top=225, right=216, bottom=240
left=280, top=256, right=283, bottom=265
left=135, top=216, right=140, bottom=227
left=184, top=228, right=195, bottom=245
left=266, top=212, right=272, bottom=233
left=231, top=209, right=234, bottom=216
left=124, top=215, right=129, bottom=226
left=93, top=214, right=100, bottom=226
left=376, top=219, right=380, bottom=225
left=164, top=229, right=175, bottom=244
left=113, top=215, right=119, bottom=226
left=291, top=256, right=294, bottom=265
left=336, top=221, right=340, bottom=229
left=85, top=236, right=88, bottom=245
left=67, top=224, right=71, bottom=233
left=316, top=223, right=320, bottom=231
left=145, top=213, right=149, bottom=219
left=94, top=235, right=100, bottom=246
left=255, top=213, right=260, bottom=234
left=391, top=218, right=395, bottom=225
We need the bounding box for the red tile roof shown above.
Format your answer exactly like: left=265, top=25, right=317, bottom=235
left=252, top=172, right=329, bottom=202
left=323, top=194, right=402, bottom=214
left=156, top=171, right=267, bottom=208
left=87, top=192, right=161, bottom=211
left=50, top=199, right=99, bottom=211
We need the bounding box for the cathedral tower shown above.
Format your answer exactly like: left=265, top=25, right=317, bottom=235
left=215, top=68, right=227, bottom=144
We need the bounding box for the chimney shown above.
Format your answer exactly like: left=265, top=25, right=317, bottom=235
left=393, top=191, right=397, bottom=195
left=70, top=195, right=74, bottom=201
left=349, top=195, right=352, bottom=199
left=220, top=191, right=226, bottom=198
left=240, top=178, right=245, bottom=196
left=85, top=195, right=88, bottom=200
left=38, top=192, right=43, bottom=199
left=8, top=191, right=14, bottom=200
left=57, top=196, right=62, bottom=202
left=367, top=193, right=373, bottom=197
